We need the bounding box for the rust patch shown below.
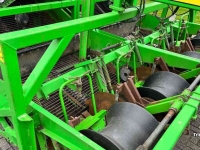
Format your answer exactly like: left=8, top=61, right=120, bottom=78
left=136, top=66, right=152, bottom=81
left=85, top=92, right=123, bottom=115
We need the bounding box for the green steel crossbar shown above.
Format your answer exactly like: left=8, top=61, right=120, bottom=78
left=30, top=102, right=105, bottom=150
left=0, top=1, right=77, bottom=17
left=0, top=2, right=167, bottom=49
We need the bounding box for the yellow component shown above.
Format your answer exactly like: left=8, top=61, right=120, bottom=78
left=0, top=45, right=4, bottom=63
left=175, top=0, right=200, bottom=6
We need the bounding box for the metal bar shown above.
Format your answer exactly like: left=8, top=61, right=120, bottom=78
left=0, top=2, right=167, bottom=49
left=0, top=1, right=77, bottom=17
left=79, top=0, right=91, bottom=61
left=146, top=97, right=181, bottom=114
left=137, top=43, right=200, bottom=70
left=153, top=86, right=200, bottom=150
left=36, top=131, right=48, bottom=150
left=0, top=42, right=37, bottom=150
left=188, top=74, right=200, bottom=91
left=179, top=68, right=200, bottom=80
left=86, top=74, right=97, bottom=114
left=59, top=78, right=77, bottom=123
left=137, top=110, right=176, bottom=150
left=23, top=35, right=74, bottom=104
left=30, top=102, right=105, bottom=150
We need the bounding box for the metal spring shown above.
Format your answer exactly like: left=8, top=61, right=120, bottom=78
left=101, top=59, right=114, bottom=93
left=96, top=61, right=108, bottom=92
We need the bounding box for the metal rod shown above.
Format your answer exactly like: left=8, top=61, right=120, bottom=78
left=95, top=4, right=105, bottom=14
left=188, top=74, right=200, bottom=91
left=116, top=53, right=128, bottom=83
left=85, top=74, right=97, bottom=114
left=170, top=25, right=174, bottom=47
left=102, top=43, right=121, bottom=51
left=134, top=43, right=143, bottom=65
left=59, top=78, right=77, bottom=123
left=136, top=110, right=176, bottom=150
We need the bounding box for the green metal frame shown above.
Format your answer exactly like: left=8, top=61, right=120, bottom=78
left=0, top=0, right=200, bottom=149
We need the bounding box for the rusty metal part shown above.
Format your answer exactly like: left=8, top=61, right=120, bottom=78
left=186, top=38, right=195, bottom=51
left=85, top=92, right=122, bottom=115
left=116, top=76, right=147, bottom=107
left=68, top=116, right=81, bottom=127
left=63, top=90, right=83, bottom=107
left=102, top=43, right=121, bottom=51
left=154, top=57, right=169, bottom=72
left=81, top=111, right=91, bottom=118
left=180, top=38, right=195, bottom=53
left=136, top=66, right=152, bottom=81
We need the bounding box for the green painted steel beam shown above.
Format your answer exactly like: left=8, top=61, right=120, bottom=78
left=0, top=42, right=37, bottom=150
left=23, top=35, right=74, bottom=105
left=0, top=1, right=77, bottom=17
left=0, top=79, right=6, bottom=94
left=0, top=94, right=11, bottom=117
left=137, top=43, right=200, bottom=69
left=146, top=96, right=181, bottom=114
left=0, top=0, right=107, bottom=17
left=153, top=86, right=200, bottom=150
left=0, top=118, right=17, bottom=145
left=30, top=102, right=105, bottom=150
left=180, top=68, right=200, bottom=79
left=75, top=110, right=106, bottom=131
left=0, top=2, right=167, bottom=49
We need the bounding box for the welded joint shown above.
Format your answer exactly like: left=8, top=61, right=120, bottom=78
left=169, top=99, right=184, bottom=113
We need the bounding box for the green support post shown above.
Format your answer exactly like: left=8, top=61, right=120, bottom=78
left=0, top=42, right=37, bottom=150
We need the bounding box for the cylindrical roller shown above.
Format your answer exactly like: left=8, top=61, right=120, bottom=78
left=81, top=102, right=159, bottom=150
left=182, top=51, right=200, bottom=59
left=137, top=71, right=189, bottom=100
left=191, top=33, right=200, bottom=48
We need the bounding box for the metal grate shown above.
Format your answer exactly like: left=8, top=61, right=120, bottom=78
left=0, top=11, right=55, bottom=33
left=28, top=53, right=117, bottom=120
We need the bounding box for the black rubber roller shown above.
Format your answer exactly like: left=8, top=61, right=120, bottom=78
left=191, top=33, right=200, bottom=48
left=182, top=51, right=200, bottom=59
left=81, top=102, right=159, bottom=150
left=137, top=71, right=189, bottom=100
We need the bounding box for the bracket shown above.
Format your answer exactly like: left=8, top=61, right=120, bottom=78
left=151, top=57, right=169, bottom=74
left=116, top=76, right=149, bottom=107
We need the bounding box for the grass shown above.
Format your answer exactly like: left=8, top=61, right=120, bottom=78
left=145, top=0, right=200, bottom=23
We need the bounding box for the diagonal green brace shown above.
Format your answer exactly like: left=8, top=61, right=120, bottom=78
left=23, top=35, right=74, bottom=104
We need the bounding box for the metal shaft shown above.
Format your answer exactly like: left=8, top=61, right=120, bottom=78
left=136, top=109, right=175, bottom=150
left=188, top=74, right=200, bottom=91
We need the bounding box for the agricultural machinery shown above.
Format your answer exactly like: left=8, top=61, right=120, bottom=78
left=0, top=0, right=200, bottom=149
